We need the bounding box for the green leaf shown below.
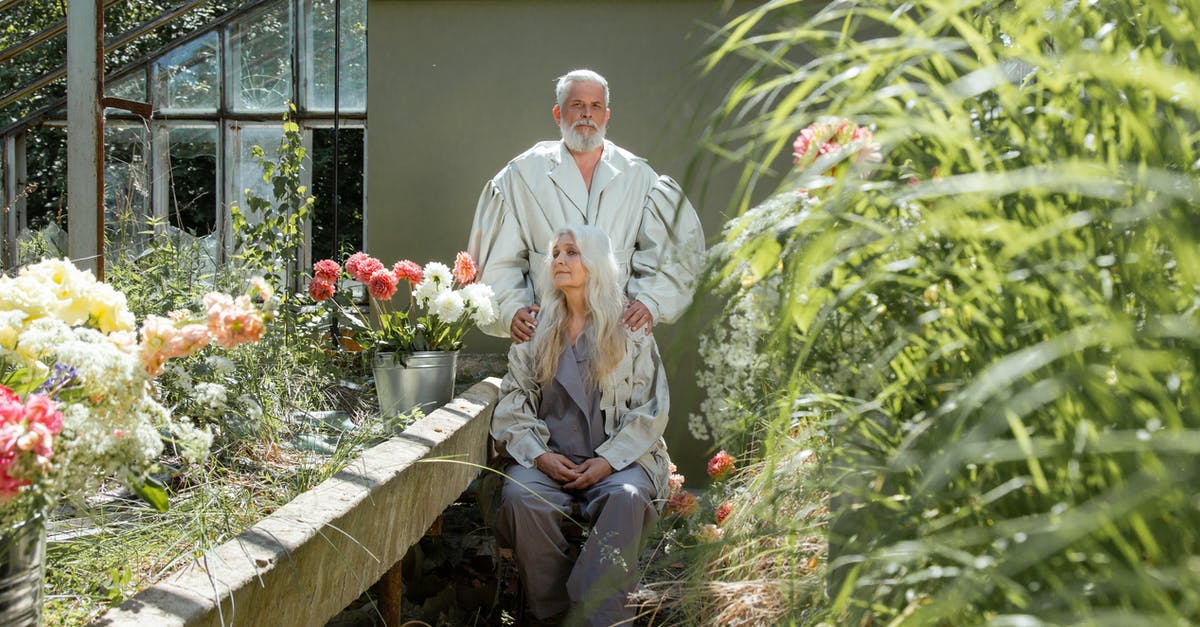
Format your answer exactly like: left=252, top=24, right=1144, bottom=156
left=133, top=477, right=170, bottom=512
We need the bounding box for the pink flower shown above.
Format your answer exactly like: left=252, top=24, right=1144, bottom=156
left=453, top=251, right=478, bottom=286
left=308, top=278, right=336, bottom=302
left=0, top=386, right=17, bottom=406
left=313, top=259, right=341, bottom=282
left=668, top=473, right=685, bottom=497
left=664, top=490, right=699, bottom=518
left=139, top=315, right=178, bottom=376
left=205, top=294, right=266, bottom=349
left=393, top=260, right=423, bottom=284
left=345, top=252, right=385, bottom=283
left=715, top=500, right=733, bottom=526
left=367, top=268, right=399, bottom=301
left=707, top=450, right=736, bottom=480
left=792, top=127, right=818, bottom=164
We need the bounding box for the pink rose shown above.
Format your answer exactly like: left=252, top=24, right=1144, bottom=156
left=308, top=278, right=336, bottom=302
left=393, top=260, right=423, bottom=284
left=367, top=268, right=399, bottom=301
left=707, top=450, right=736, bottom=480
left=453, top=251, right=478, bottom=286
left=313, top=259, right=341, bottom=282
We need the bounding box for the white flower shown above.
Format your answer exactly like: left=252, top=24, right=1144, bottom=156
left=206, top=355, right=236, bottom=376
left=422, top=262, right=453, bottom=288
left=193, top=382, right=229, bottom=411
left=432, top=290, right=466, bottom=323
left=413, top=278, right=446, bottom=307
left=460, top=283, right=497, bottom=326
left=171, top=420, right=214, bottom=462
left=238, top=394, right=263, bottom=420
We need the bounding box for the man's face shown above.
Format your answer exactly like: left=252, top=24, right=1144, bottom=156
left=554, top=81, right=610, bottom=152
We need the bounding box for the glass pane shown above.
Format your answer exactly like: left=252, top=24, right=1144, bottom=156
left=229, top=1, right=293, bottom=112
left=154, top=32, right=220, bottom=113
left=167, top=126, right=218, bottom=236
left=304, top=0, right=366, bottom=112
left=232, top=124, right=286, bottom=223
left=104, top=125, right=151, bottom=250
left=104, top=70, right=148, bottom=116
left=311, top=127, right=364, bottom=261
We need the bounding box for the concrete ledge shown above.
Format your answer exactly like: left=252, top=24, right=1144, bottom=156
left=94, top=377, right=502, bottom=627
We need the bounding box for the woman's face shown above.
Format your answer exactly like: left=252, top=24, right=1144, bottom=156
left=551, top=233, right=589, bottom=292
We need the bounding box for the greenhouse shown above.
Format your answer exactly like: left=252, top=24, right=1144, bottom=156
left=1, top=0, right=366, bottom=277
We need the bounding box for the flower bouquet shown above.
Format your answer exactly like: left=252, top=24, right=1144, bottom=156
left=308, top=251, right=497, bottom=417
left=0, top=259, right=273, bottom=531
left=307, top=251, right=497, bottom=356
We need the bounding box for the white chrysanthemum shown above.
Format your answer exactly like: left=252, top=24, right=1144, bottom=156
left=460, top=283, right=497, bottom=326
left=193, top=382, right=229, bottom=411
left=422, top=262, right=453, bottom=288
left=413, top=278, right=447, bottom=307
left=432, top=290, right=466, bottom=323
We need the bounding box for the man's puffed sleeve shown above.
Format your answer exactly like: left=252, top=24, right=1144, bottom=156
left=467, top=179, right=535, bottom=337
left=628, top=175, right=706, bottom=325
left=595, top=333, right=670, bottom=472
left=491, top=341, right=550, bottom=468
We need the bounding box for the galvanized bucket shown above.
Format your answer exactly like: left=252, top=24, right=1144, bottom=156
left=372, top=350, right=458, bottom=420
left=0, top=513, right=45, bottom=627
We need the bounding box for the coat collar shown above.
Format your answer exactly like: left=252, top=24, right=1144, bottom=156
left=547, top=141, right=622, bottom=223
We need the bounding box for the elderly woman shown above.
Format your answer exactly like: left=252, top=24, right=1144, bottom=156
left=492, top=224, right=671, bottom=626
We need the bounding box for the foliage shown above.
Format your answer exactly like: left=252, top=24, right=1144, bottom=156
left=231, top=103, right=314, bottom=295
left=689, top=0, right=1200, bottom=624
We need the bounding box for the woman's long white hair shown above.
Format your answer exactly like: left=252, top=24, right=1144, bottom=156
left=532, top=224, right=626, bottom=389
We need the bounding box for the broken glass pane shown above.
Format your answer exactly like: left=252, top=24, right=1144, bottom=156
left=229, top=0, right=293, bottom=112
left=167, top=125, right=218, bottom=236
left=154, top=32, right=220, bottom=113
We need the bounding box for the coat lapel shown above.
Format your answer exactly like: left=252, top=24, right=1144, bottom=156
left=586, top=145, right=621, bottom=224
left=553, top=340, right=592, bottom=416
left=547, top=142, right=588, bottom=223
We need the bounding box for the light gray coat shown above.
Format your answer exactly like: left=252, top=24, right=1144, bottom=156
left=467, top=140, right=705, bottom=337
left=492, top=328, right=672, bottom=500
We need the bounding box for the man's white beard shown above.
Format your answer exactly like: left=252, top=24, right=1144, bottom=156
left=561, top=119, right=606, bottom=152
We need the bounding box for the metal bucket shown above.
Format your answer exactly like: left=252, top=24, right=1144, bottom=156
left=372, top=350, right=458, bottom=420
left=0, top=514, right=45, bottom=627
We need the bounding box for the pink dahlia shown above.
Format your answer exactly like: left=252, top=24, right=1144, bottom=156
left=707, top=450, right=736, bottom=480
left=345, top=252, right=385, bottom=283
left=313, top=259, right=341, bottom=282
left=308, top=278, right=336, bottom=302
left=367, top=268, right=399, bottom=301
left=393, top=260, right=423, bottom=284
left=453, top=251, right=478, bottom=286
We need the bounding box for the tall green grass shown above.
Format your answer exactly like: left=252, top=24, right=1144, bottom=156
left=689, top=1, right=1200, bottom=624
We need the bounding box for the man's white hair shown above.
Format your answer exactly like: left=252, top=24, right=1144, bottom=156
left=555, top=69, right=610, bottom=108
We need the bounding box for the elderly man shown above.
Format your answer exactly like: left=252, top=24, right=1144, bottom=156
left=467, top=69, right=704, bottom=343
